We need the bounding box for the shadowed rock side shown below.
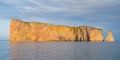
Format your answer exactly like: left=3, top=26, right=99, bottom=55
left=10, top=18, right=103, bottom=42
left=105, top=31, right=114, bottom=42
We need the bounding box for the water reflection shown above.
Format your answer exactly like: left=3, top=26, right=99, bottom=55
left=10, top=42, right=120, bottom=60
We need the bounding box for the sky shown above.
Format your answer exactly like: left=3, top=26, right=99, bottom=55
left=0, top=0, right=120, bottom=40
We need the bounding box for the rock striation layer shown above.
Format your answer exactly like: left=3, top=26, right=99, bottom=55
left=10, top=18, right=103, bottom=42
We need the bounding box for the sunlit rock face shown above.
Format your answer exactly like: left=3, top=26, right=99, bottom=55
left=10, top=18, right=103, bottom=42
left=105, top=31, right=114, bottom=42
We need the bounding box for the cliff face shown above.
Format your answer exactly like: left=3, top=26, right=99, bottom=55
left=10, top=18, right=103, bottom=42
left=105, top=31, right=114, bottom=42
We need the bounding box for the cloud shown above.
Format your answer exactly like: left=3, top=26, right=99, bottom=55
left=0, top=0, right=119, bottom=15
left=0, top=0, right=119, bottom=25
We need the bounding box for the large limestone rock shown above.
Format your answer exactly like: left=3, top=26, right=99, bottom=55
left=105, top=31, right=114, bottom=42
left=10, top=18, right=103, bottom=42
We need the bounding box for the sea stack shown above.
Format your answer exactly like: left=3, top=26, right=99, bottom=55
left=105, top=31, right=114, bottom=42
left=10, top=18, right=103, bottom=42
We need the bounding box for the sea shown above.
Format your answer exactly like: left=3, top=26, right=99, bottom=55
left=0, top=41, right=120, bottom=60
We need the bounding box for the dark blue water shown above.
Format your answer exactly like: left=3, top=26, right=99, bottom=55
left=0, top=41, right=120, bottom=60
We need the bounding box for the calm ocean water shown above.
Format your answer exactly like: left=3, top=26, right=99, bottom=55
left=0, top=41, right=120, bottom=60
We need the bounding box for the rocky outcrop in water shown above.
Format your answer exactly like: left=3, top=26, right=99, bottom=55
left=10, top=18, right=103, bottom=42
left=105, top=31, right=114, bottom=42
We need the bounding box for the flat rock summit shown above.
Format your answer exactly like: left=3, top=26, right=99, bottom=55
left=10, top=18, right=114, bottom=42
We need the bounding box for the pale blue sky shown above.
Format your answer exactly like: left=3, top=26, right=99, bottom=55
left=0, top=0, right=120, bottom=40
